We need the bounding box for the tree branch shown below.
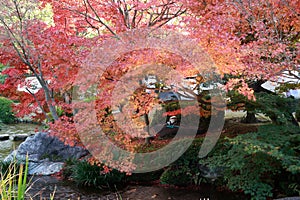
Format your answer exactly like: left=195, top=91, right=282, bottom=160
left=25, top=87, right=51, bottom=121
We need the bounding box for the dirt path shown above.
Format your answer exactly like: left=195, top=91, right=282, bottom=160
left=26, top=176, right=244, bottom=200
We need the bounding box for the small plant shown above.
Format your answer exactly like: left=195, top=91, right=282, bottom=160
left=63, top=159, right=125, bottom=189
left=0, top=156, right=29, bottom=200
left=61, top=158, right=77, bottom=179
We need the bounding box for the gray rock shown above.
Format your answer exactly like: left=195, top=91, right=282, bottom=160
left=28, top=162, right=65, bottom=175
left=11, top=133, right=29, bottom=141
left=198, top=164, right=223, bottom=181
left=5, top=132, right=89, bottom=175
left=0, top=134, right=9, bottom=141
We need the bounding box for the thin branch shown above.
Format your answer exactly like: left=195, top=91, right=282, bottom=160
left=85, top=0, right=119, bottom=38
left=132, top=10, right=137, bottom=28
left=25, top=87, right=51, bottom=121
left=82, top=0, right=100, bottom=35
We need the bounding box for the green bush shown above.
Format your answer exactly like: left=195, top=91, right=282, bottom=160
left=61, top=158, right=77, bottom=179
left=160, top=167, right=193, bottom=186
left=0, top=97, right=15, bottom=124
left=229, top=92, right=299, bottom=125
left=255, top=93, right=298, bottom=125
left=199, top=124, right=300, bottom=200
left=63, top=160, right=125, bottom=189
left=160, top=137, right=204, bottom=186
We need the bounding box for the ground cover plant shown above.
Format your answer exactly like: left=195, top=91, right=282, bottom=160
left=199, top=124, right=300, bottom=200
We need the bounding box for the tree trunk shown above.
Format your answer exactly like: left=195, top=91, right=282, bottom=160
left=144, top=113, right=151, bottom=144
left=289, top=112, right=299, bottom=127
left=41, top=83, right=59, bottom=121
left=242, top=80, right=271, bottom=124
left=242, top=111, right=258, bottom=123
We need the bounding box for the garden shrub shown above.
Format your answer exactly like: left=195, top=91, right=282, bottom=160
left=199, top=124, right=300, bottom=200
left=160, top=137, right=205, bottom=186
left=0, top=97, right=15, bottom=124
left=63, top=160, right=125, bottom=189
left=160, top=167, right=193, bottom=186
left=62, top=158, right=76, bottom=179
left=227, top=91, right=299, bottom=125
left=255, top=93, right=299, bottom=125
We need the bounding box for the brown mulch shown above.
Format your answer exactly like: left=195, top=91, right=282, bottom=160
left=25, top=176, right=242, bottom=200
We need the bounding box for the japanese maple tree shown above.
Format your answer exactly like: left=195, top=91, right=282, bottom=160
left=0, top=0, right=85, bottom=122
left=184, top=0, right=299, bottom=92
left=37, top=0, right=195, bottom=146
left=183, top=0, right=299, bottom=123
left=1, top=0, right=299, bottom=173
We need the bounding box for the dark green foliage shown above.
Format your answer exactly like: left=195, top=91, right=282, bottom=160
left=160, top=137, right=204, bottom=186
left=228, top=91, right=299, bottom=125
left=199, top=125, right=300, bottom=200
left=254, top=93, right=299, bottom=125
left=62, top=158, right=76, bottom=179
left=62, top=159, right=125, bottom=189
left=0, top=97, right=16, bottom=124
left=276, top=83, right=300, bottom=94
left=0, top=160, right=21, bottom=177
left=40, top=153, right=63, bottom=161
left=160, top=167, right=193, bottom=186
left=63, top=159, right=164, bottom=187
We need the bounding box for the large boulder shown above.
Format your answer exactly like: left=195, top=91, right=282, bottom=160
left=4, top=132, right=89, bottom=175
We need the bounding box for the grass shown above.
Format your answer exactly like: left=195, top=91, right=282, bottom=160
left=0, top=156, right=57, bottom=200
left=0, top=156, right=29, bottom=200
